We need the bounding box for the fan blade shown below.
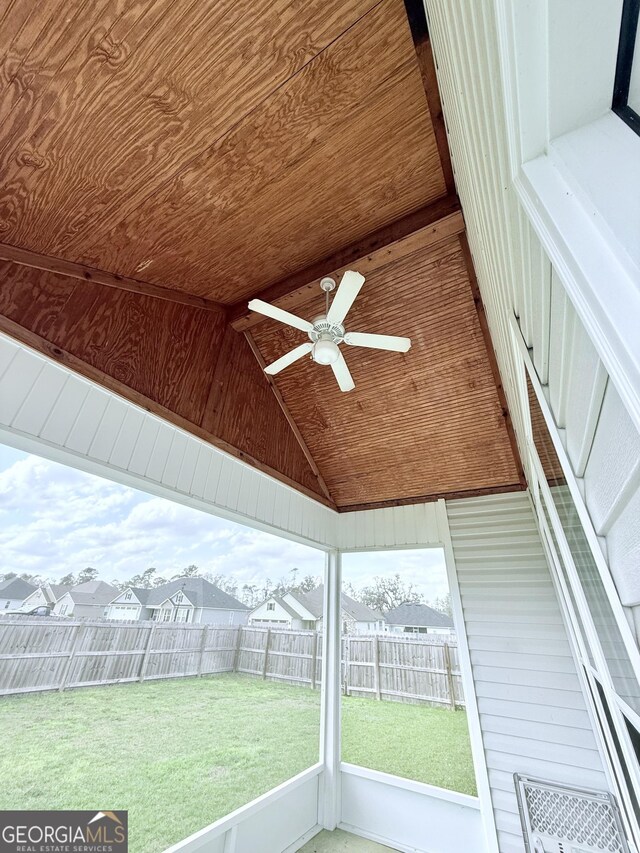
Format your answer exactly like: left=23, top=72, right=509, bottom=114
left=344, top=331, right=411, bottom=352
left=330, top=351, right=355, bottom=392
left=248, top=299, right=313, bottom=333
left=326, top=271, right=365, bottom=324
left=264, top=343, right=314, bottom=375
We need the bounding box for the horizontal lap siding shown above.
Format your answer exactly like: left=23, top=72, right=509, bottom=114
left=0, top=335, right=337, bottom=549
left=447, top=492, right=606, bottom=853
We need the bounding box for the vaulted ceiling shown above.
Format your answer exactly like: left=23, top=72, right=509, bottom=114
left=0, top=0, right=525, bottom=510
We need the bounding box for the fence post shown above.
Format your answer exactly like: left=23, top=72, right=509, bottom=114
left=139, top=623, right=156, bottom=682
left=262, top=628, right=271, bottom=679
left=197, top=625, right=209, bottom=677
left=443, top=643, right=456, bottom=710
left=343, top=635, right=350, bottom=696
left=310, top=631, right=318, bottom=690
left=373, top=635, right=381, bottom=700
left=59, top=623, right=83, bottom=692
left=233, top=626, right=243, bottom=672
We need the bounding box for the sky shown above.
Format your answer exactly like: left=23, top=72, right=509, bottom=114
left=0, top=443, right=449, bottom=601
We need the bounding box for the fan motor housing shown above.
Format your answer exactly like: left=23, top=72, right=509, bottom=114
left=309, top=316, right=345, bottom=344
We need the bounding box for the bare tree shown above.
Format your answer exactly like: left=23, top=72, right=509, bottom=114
left=430, top=593, right=452, bottom=617
left=354, top=574, right=423, bottom=613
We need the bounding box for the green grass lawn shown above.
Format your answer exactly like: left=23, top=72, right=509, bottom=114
left=0, top=674, right=475, bottom=853
left=342, top=695, right=477, bottom=796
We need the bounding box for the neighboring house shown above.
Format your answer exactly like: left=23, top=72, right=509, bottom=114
left=104, top=587, right=153, bottom=621
left=249, top=585, right=385, bottom=635
left=145, top=577, right=250, bottom=625
left=0, top=577, right=37, bottom=610
left=52, top=581, right=120, bottom=619
left=385, top=602, right=454, bottom=636
left=248, top=595, right=306, bottom=630
left=21, top=582, right=73, bottom=611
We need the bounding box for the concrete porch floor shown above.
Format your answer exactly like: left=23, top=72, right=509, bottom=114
left=299, top=829, right=397, bottom=851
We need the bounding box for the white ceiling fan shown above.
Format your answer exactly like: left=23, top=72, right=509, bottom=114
left=247, top=271, right=411, bottom=392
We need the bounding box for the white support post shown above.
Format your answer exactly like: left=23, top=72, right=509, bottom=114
left=318, top=549, right=342, bottom=831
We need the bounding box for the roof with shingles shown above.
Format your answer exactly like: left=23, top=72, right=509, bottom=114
left=385, top=602, right=453, bottom=628
left=288, top=585, right=384, bottom=623
left=47, top=583, right=73, bottom=601
left=67, top=581, right=120, bottom=606
left=0, top=577, right=37, bottom=599
left=108, top=587, right=153, bottom=605
left=146, top=577, right=249, bottom=610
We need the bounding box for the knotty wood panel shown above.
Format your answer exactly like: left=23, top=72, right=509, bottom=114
left=251, top=237, right=523, bottom=507
left=0, top=0, right=444, bottom=304
left=200, top=327, right=324, bottom=496
left=0, top=0, right=378, bottom=250
left=0, top=262, right=224, bottom=424
left=74, top=0, right=445, bottom=302
left=0, top=261, right=328, bottom=500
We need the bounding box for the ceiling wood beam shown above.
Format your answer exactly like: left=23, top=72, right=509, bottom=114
left=0, top=242, right=225, bottom=313
left=414, top=34, right=456, bottom=195
left=0, top=314, right=335, bottom=509
left=401, top=0, right=454, bottom=192
left=244, top=331, right=335, bottom=505
left=230, top=194, right=463, bottom=331
left=338, top=482, right=526, bottom=513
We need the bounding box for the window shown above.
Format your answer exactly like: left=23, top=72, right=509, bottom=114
left=4, top=601, right=9, bottom=609
left=175, top=591, right=183, bottom=603
left=266, top=602, right=275, bottom=611
left=523, top=360, right=640, bottom=838
left=124, top=591, right=132, bottom=601
left=60, top=605, right=67, bottom=616
left=340, top=549, right=475, bottom=796
left=161, top=608, right=172, bottom=622
left=175, top=607, right=189, bottom=623
left=613, top=0, right=640, bottom=134
left=527, top=375, right=640, bottom=715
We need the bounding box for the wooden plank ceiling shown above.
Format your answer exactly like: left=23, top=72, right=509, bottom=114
left=0, top=0, right=525, bottom=510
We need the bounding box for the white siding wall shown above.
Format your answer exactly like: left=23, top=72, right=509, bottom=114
left=447, top=492, right=607, bottom=853
left=0, top=335, right=337, bottom=551
left=424, top=0, right=640, bottom=666
left=197, top=608, right=248, bottom=626
left=0, top=597, right=27, bottom=610
left=22, top=588, right=49, bottom=608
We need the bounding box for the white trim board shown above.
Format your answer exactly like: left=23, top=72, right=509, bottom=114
left=164, top=764, right=323, bottom=853
left=340, top=763, right=484, bottom=853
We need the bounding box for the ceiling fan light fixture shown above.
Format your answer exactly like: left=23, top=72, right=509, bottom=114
left=248, top=270, right=412, bottom=391
left=312, top=339, right=340, bottom=365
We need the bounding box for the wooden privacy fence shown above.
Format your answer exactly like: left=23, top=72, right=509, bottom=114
left=0, top=618, right=239, bottom=695
left=0, top=619, right=464, bottom=708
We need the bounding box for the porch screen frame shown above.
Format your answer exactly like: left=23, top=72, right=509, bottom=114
left=510, top=317, right=640, bottom=843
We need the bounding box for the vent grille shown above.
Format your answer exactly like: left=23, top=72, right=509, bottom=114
left=514, top=775, right=630, bottom=853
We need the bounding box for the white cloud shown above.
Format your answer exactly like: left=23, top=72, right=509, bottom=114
left=0, top=446, right=449, bottom=601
